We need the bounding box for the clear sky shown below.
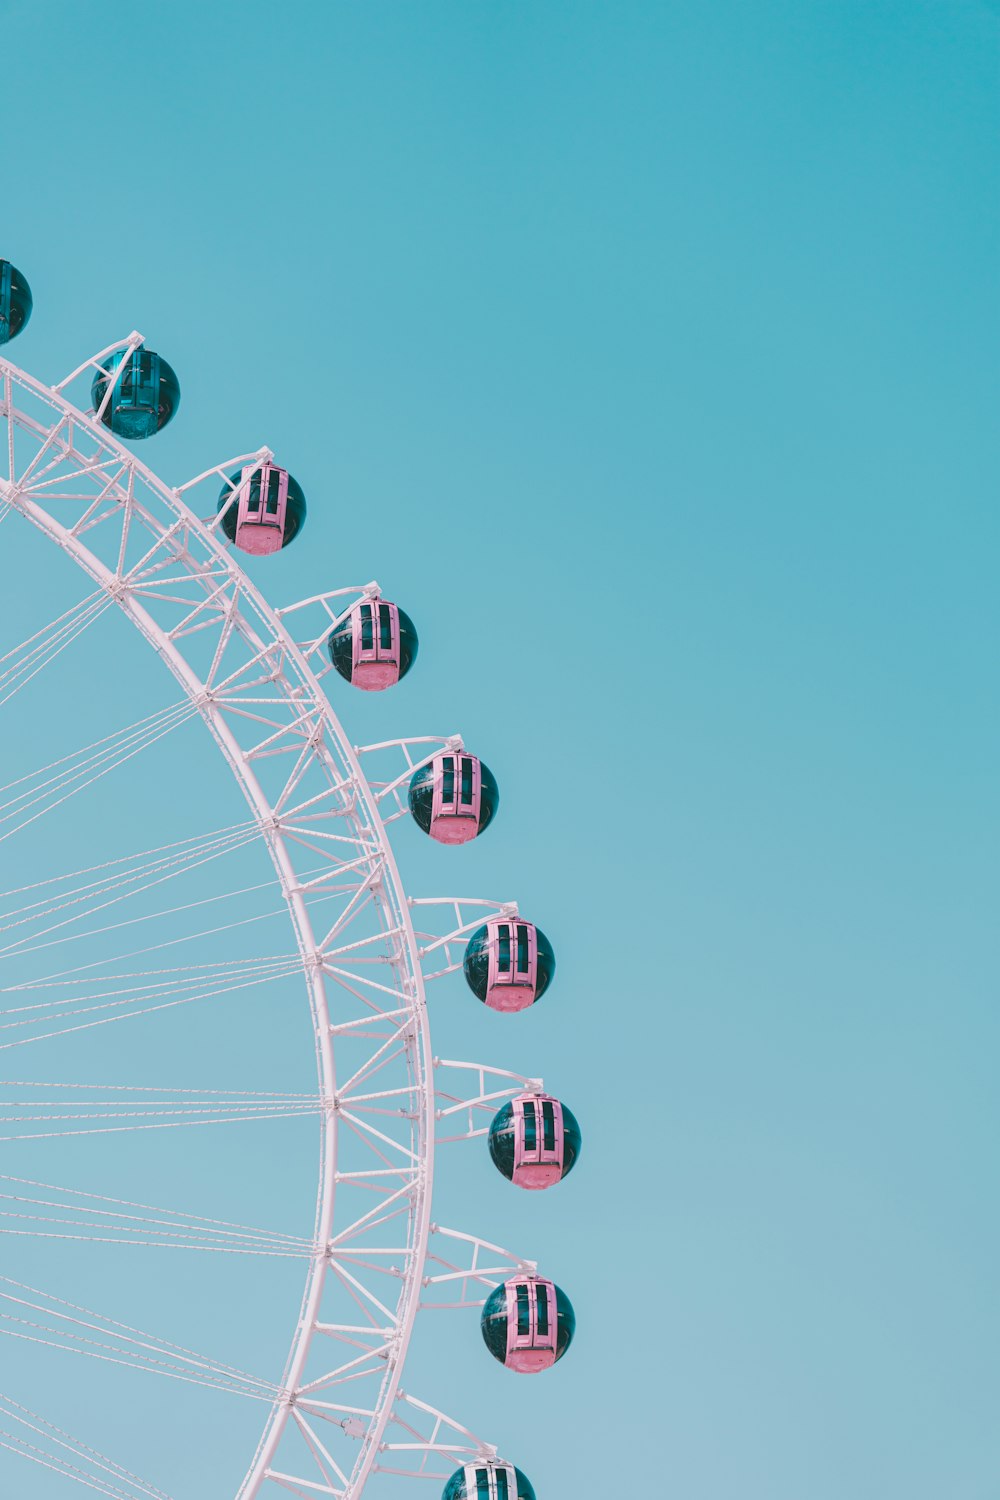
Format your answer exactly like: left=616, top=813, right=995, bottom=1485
left=1, top=1, right=998, bottom=1496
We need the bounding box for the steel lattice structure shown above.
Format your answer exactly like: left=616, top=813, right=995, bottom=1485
left=0, top=335, right=562, bottom=1500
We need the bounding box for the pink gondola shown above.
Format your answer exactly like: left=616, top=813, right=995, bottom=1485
left=429, top=753, right=482, bottom=844
left=485, top=919, right=538, bottom=1012
left=350, top=598, right=401, bottom=690
left=503, top=1278, right=559, bottom=1373
left=234, top=463, right=288, bottom=556
left=512, top=1093, right=565, bottom=1188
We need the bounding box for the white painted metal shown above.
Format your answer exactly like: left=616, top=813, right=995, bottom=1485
left=0, top=345, right=546, bottom=1499
left=0, top=352, right=456, bottom=1499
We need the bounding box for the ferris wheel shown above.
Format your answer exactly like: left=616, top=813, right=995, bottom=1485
left=0, top=262, right=581, bottom=1500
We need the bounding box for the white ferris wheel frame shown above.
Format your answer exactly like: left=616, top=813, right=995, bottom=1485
left=0, top=338, right=551, bottom=1500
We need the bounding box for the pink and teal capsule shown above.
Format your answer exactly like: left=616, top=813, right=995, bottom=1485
left=481, top=1275, right=575, bottom=1373
left=443, top=1461, right=535, bottom=1500
left=91, top=348, right=180, bottom=439
left=488, top=1093, right=581, bottom=1190
left=217, top=464, right=307, bottom=555
left=0, top=261, right=32, bottom=344
left=328, top=597, right=418, bottom=690
left=408, top=752, right=498, bottom=844
left=463, top=918, right=554, bottom=1012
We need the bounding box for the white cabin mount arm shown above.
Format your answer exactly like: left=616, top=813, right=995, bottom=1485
left=0, top=267, right=576, bottom=1500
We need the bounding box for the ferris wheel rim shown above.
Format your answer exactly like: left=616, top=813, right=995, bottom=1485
left=0, top=352, right=436, bottom=1500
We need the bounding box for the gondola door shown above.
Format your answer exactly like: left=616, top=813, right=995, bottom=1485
left=512, top=1094, right=564, bottom=1188
left=486, top=920, right=537, bottom=1010
left=504, top=1278, right=558, bottom=1370
left=430, top=753, right=481, bottom=842
left=351, top=598, right=400, bottom=689
left=235, top=464, right=288, bottom=555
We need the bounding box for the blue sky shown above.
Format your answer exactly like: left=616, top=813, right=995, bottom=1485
left=1, top=1, right=998, bottom=1495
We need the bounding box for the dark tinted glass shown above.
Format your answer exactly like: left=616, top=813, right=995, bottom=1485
left=265, top=470, right=281, bottom=514
left=4, top=263, right=31, bottom=341
left=523, top=1099, right=536, bottom=1150
left=379, top=603, right=392, bottom=650
left=279, top=478, right=306, bottom=546
left=360, top=604, right=373, bottom=651
left=463, top=924, right=491, bottom=1002
left=328, top=617, right=354, bottom=681
left=497, top=1471, right=509, bottom=1500
left=125, top=351, right=158, bottom=407
left=554, top=1283, right=577, bottom=1361
left=516, top=1284, right=530, bottom=1336
left=514, top=1468, right=537, bottom=1500
left=441, top=756, right=455, bottom=803
left=477, top=1470, right=490, bottom=1500
left=460, top=757, right=473, bottom=805
left=542, top=1100, right=555, bottom=1152
left=532, top=924, right=556, bottom=1002
left=536, top=1283, right=549, bottom=1336
left=487, top=1100, right=516, bottom=1178
left=560, top=1100, right=583, bottom=1178
left=476, top=761, right=500, bottom=834
left=516, top=924, right=529, bottom=974
left=497, top=925, right=511, bottom=973
left=397, top=606, right=419, bottom=679
left=406, top=763, right=435, bottom=833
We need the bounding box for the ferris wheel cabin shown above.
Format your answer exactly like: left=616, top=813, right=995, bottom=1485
left=329, top=597, right=418, bottom=690
left=443, top=1462, right=536, bottom=1500
left=488, top=1093, right=581, bottom=1189
left=0, top=260, right=32, bottom=344
left=480, top=1276, right=575, bottom=1373
left=91, top=347, right=180, bottom=439
left=463, top=918, right=554, bottom=1012
left=408, top=752, right=498, bottom=844
left=217, top=464, right=307, bottom=554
